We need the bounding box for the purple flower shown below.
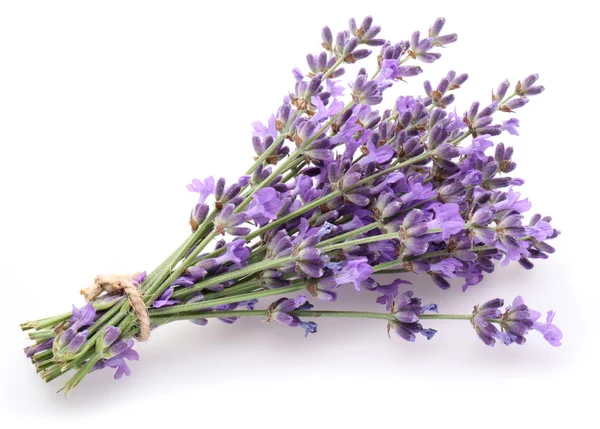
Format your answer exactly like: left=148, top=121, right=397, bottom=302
left=502, top=118, right=520, bottom=135
left=492, top=187, right=531, bottom=213
left=65, top=330, right=88, bottom=354
left=430, top=258, right=462, bottom=278
left=350, top=69, right=383, bottom=105
left=214, top=203, right=250, bottom=236
left=187, top=176, right=215, bottom=204
left=294, top=247, right=328, bottom=278
left=268, top=295, right=318, bottom=336
left=133, top=271, right=147, bottom=285
left=245, top=187, right=284, bottom=227
left=516, top=74, right=545, bottom=96
left=25, top=338, right=54, bottom=358
left=396, top=96, right=419, bottom=114
left=327, top=78, right=345, bottom=98
left=214, top=239, right=251, bottom=267
left=153, top=287, right=180, bottom=308
left=329, top=256, right=374, bottom=291
left=93, top=339, right=139, bottom=380
left=374, top=59, right=399, bottom=84
left=502, top=97, right=529, bottom=112
left=502, top=296, right=562, bottom=346
left=398, top=209, right=431, bottom=255
left=526, top=216, right=554, bottom=242
left=99, top=326, right=121, bottom=349
left=311, top=96, right=344, bottom=123
left=190, top=203, right=209, bottom=230
left=374, top=279, right=411, bottom=310
left=388, top=291, right=438, bottom=342
left=458, top=135, right=494, bottom=161
left=358, top=141, right=394, bottom=166
left=171, top=264, right=207, bottom=287
left=428, top=17, right=457, bottom=47
left=70, top=303, right=96, bottom=331
left=427, top=203, right=465, bottom=239
left=399, top=177, right=437, bottom=207
left=471, top=298, right=513, bottom=346
left=409, top=31, right=440, bottom=63
left=57, top=327, right=77, bottom=349
left=252, top=115, right=277, bottom=140
left=532, top=310, right=562, bottom=346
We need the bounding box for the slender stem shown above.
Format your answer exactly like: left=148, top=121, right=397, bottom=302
left=498, top=92, right=518, bottom=108
left=31, top=349, right=53, bottom=363
left=202, top=280, right=264, bottom=300
left=317, top=223, right=381, bottom=247
left=321, top=57, right=345, bottom=80
left=59, top=354, right=102, bottom=395
left=449, top=130, right=473, bottom=146
left=151, top=283, right=306, bottom=317
left=28, top=330, right=56, bottom=340
left=151, top=309, right=475, bottom=325
left=420, top=314, right=472, bottom=321
left=320, top=232, right=398, bottom=252
left=171, top=256, right=295, bottom=301
left=21, top=297, right=122, bottom=331
left=281, top=159, right=306, bottom=183
left=145, top=230, right=220, bottom=305
left=407, top=245, right=495, bottom=261
left=375, top=269, right=409, bottom=274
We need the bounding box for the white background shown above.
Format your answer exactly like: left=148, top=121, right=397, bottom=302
left=1, top=1, right=597, bottom=427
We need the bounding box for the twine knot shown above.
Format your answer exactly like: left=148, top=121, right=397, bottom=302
left=80, top=273, right=150, bottom=341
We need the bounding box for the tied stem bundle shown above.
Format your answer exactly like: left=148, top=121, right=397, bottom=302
left=21, top=16, right=562, bottom=395
left=80, top=274, right=150, bottom=341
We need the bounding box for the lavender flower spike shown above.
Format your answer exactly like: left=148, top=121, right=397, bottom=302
left=388, top=291, right=438, bottom=342
left=472, top=297, right=562, bottom=347
left=501, top=296, right=562, bottom=346
left=267, top=295, right=318, bottom=336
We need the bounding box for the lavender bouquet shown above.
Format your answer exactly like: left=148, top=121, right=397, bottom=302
left=21, top=16, right=562, bottom=394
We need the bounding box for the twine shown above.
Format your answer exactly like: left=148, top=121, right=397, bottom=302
left=80, top=273, right=150, bottom=341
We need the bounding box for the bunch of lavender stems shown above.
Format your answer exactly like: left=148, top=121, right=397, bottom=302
left=21, top=16, right=562, bottom=394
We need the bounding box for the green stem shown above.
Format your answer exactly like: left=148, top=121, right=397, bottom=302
left=28, top=330, right=56, bottom=340
left=145, top=230, right=220, bottom=305
left=420, top=314, right=472, bottom=321
left=172, top=256, right=295, bottom=300
left=21, top=296, right=122, bottom=331
left=317, top=223, right=381, bottom=247
left=59, top=354, right=102, bottom=395
left=31, top=349, right=53, bottom=363
left=321, top=57, right=345, bottom=80
left=449, top=129, right=473, bottom=146
left=151, top=309, right=475, bottom=325
left=320, top=232, right=398, bottom=252
left=151, top=283, right=306, bottom=317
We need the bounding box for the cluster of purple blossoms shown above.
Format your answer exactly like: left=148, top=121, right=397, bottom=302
left=169, top=15, right=558, bottom=337
left=22, top=16, right=561, bottom=392
left=388, top=291, right=438, bottom=342
left=472, top=296, right=562, bottom=347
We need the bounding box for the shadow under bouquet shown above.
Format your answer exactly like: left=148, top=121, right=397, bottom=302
left=21, top=16, right=562, bottom=394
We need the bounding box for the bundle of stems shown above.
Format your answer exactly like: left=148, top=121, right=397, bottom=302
left=21, top=16, right=561, bottom=394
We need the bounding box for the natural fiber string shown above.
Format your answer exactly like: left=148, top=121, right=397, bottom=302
left=80, top=273, right=150, bottom=341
